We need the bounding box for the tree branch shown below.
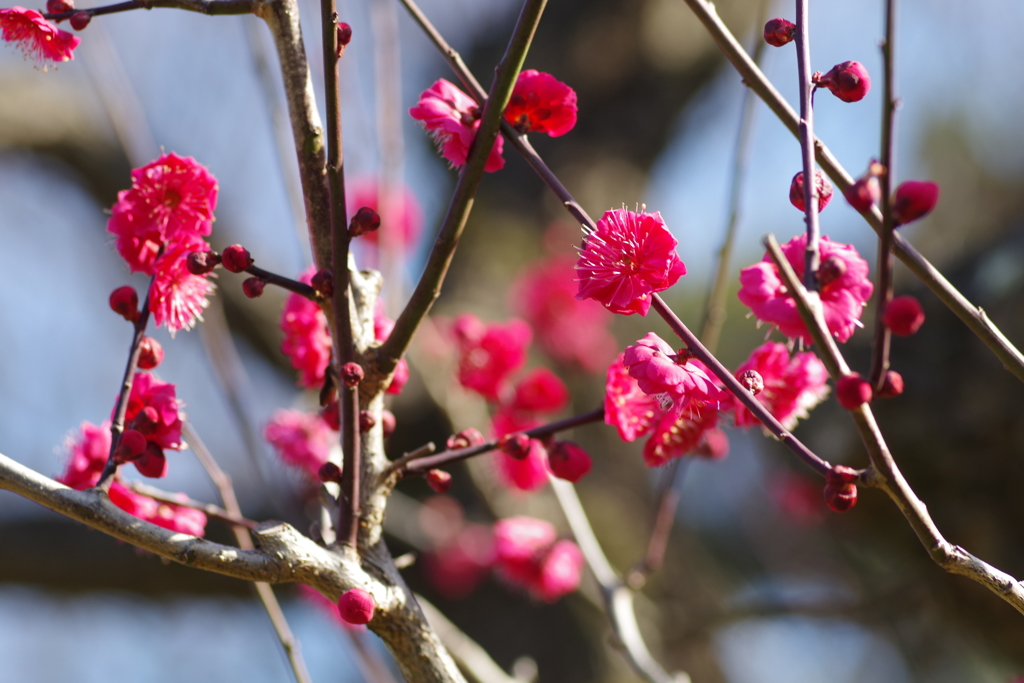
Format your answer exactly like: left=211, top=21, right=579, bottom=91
left=793, top=0, right=821, bottom=290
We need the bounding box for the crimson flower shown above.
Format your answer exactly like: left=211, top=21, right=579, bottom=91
left=149, top=232, right=215, bottom=334
left=604, top=352, right=661, bottom=442
left=409, top=79, right=505, bottom=172
left=510, top=367, right=569, bottom=414
left=281, top=266, right=332, bottom=389
left=504, top=70, right=577, bottom=137
left=622, top=333, right=729, bottom=416
left=731, top=342, right=830, bottom=431
left=453, top=314, right=531, bottom=401
left=264, top=409, right=337, bottom=480
left=121, top=372, right=184, bottom=452
left=576, top=208, right=687, bottom=316
left=491, top=406, right=549, bottom=492
left=493, top=517, right=583, bottom=602
left=0, top=7, right=79, bottom=65
left=643, top=409, right=723, bottom=467
left=109, top=482, right=207, bottom=536
left=108, top=153, right=218, bottom=275
left=737, top=233, right=873, bottom=343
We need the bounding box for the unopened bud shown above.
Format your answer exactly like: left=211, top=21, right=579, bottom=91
left=318, top=461, right=342, bottom=483
left=349, top=206, right=381, bottom=237
left=186, top=251, right=220, bottom=275
left=134, top=443, right=168, bottom=478
left=380, top=410, right=396, bottom=438
left=359, top=410, right=376, bottom=432
left=883, top=295, right=925, bottom=337
left=892, top=180, right=939, bottom=226
left=739, top=369, right=764, bottom=395
left=695, top=429, right=729, bottom=459
left=426, top=469, right=453, bottom=494
left=47, top=0, right=73, bottom=13
left=815, top=255, right=848, bottom=287
left=823, top=464, right=859, bottom=512
left=115, top=429, right=147, bottom=463
left=547, top=441, right=592, bottom=483
left=341, top=362, right=364, bottom=386
left=814, top=61, right=871, bottom=103
left=498, top=433, right=531, bottom=460
left=790, top=169, right=833, bottom=212
left=221, top=244, right=254, bottom=273
left=446, top=428, right=485, bottom=450
left=109, top=286, right=139, bottom=322
left=336, top=22, right=352, bottom=57
left=876, top=370, right=905, bottom=399
left=321, top=402, right=340, bottom=431
left=69, top=10, right=89, bottom=29
left=763, top=18, right=796, bottom=47
left=131, top=406, right=160, bottom=435
left=242, top=277, right=266, bottom=298
left=137, top=336, right=164, bottom=370
left=836, top=373, right=872, bottom=410
left=337, top=588, right=375, bottom=625
left=844, top=174, right=881, bottom=213
left=311, top=269, right=334, bottom=298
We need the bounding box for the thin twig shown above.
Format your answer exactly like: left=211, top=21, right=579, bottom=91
left=127, top=481, right=258, bottom=529
left=761, top=233, right=1024, bottom=616
left=549, top=477, right=689, bottom=683
left=383, top=442, right=436, bottom=478
left=46, top=0, right=255, bottom=20
left=403, top=408, right=604, bottom=474
left=651, top=295, right=831, bottom=476
left=628, top=460, right=688, bottom=590
left=868, top=0, right=898, bottom=390
left=678, top=0, right=1024, bottom=383
left=247, top=264, right=320, bottom=300
left=183, top=423, right=314, bottom=683
left=377, top=0, right=550, bottom=376
left=793, top=0, right=821, bottom=290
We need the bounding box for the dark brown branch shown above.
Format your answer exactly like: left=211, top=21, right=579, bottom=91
left=45, top=0, right=256, bottom=20
left=628, top=460, right=687, bottom=590
left=246, top=264, right=319, bottom=300
left=793, top=0, right=821, bottom=290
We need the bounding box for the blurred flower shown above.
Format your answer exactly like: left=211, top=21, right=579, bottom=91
left=121, top=372, right=184, bottom=452
left=58, top=420, right=111, bottom=490
left=504, top=70, right=577, bottom=136
left=453, top=314, right=531, bottom=401
left=423, top=523, right=494, bottom=600
left=738, top=234, right=873, bottom=343
left=491, top=406, right=548, bottom=492
left=374, top=306, right=408, bottom=395
left=892, top=180, right=940, bottom=226
left=510, top=367, right=569, bottom=414
left=108, top=482, right=207, bottom=536
left=281, top=266, right=332, bottom=389
left=409, top=79, right=505, bottom=172
left=346, top=177, right=424, bottom=249
left=264, top=409, right=336, bottom=479
left=493, top=517, right=582, bottom=602
left=732, top=342, right=830, bottom=431
left=0, top=7, right=79, bottom=64
left=643, top=408, right=722, bottom=467
left=576, top=208, right=687, bottom=316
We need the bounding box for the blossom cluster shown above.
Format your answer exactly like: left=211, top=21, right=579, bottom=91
left=107, top=153, right=219, bottom=334
left=0, top=6, right=79, bottom=65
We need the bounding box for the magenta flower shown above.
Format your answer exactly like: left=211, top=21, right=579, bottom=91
left=264, top=409, right=336, bottom=480
left=453, top=314, right=531, bottom=401
left=281, top=266, right=332, bottom=389
left=423, top=524, right=495, bottom=600
left=347, top=177, right=424, bottom=249
left=622, top=333, right=729, bottom=416
left=512, top=253, right=615, bottom=372
left=510, top=367, right=569, bottom=414
left=493, top=517, right=583, bottom=602
left=738, top=233, right=873, bottom=343
left=374, top=306, right=409, bottom=395
left=108, top=153, right=218, bottom=275
left=109, top=482, right=207, bottom=536
left=643, top=409, right=722, bottom=467
left=535, top=540, right=584, bottom=602
left=504, top=70, right=578, bottom=137
left=410, top=79, right=505, bottom=173
left=58, top=420, right=111, bottom=490
left=815, top=61, right=871, bottom=103
left=731, top=342, right=830, bottom=431
left=491, top=406, right=549, bottom=492
left=575, top=208, right=687, bottom=316
left=121, top=372, right=184, bottom=453
left=0, top=7, right=79, bottom=64
left=148, top=232, right=215, bottom=334
left=604, top=352, right=661, bottom=442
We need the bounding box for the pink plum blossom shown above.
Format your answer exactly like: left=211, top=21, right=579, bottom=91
left=0, top=7, right=79, bottom=64
left=347, top=177, right=424, bottom=249
left=409, top=79, right=505, bottom=172
left=453, top=314, right=531, bottom=401
left=622, top=333, right=729, bottom=416
left=281, top=266, right=332, bottom=389
left=732, top=342, right=830, bottom=431
left=148, top=232, right=215, bottom=334
left=504, top=70, right=578, bottom=137
left=604, top=353, right=661, bottom=442
left=264, top=409, right=336, bottom=479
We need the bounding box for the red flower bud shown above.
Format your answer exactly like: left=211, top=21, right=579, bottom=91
left=318, top=462, right=342, bottom=484
left=242, top=277, right=266, bottom=298
left=883, top=295, right=925, bottom=336
left=186, top=251, right=220, bottom=275
left=695, top=429, right=729, bottom=460
left=131, top=406, right=160, bottom=435
left=336, top=22, right=352, bottom=57
left=498, top=433, right=531, bottom=460
left=892, top=181, right=939, bottom=226
left=763, top=18, right=796, bottom=47
left=426, top=469, right=453, bottom=494
left=381, top=410, right=396, bottom=438
left=814, top=61, right=871, bottom=103
left=739, top=369, right=764, bottom=395
left=115, top=429, right=147, bottom=463
left=547, top=441, right=592, bottom=483
left=341, top=362, right=364, bottom=386
left=349, top=206, right=381, bottom=237
left=823, top=464, right=859, bottom=512
left=338, top=588, right=375, bottom=624
left=109, top=286, right=139, bottom=322
left=876, top=370, right=904, bottom=399
left=446, top=428, right=485, bottom=450
left=137, top=336, right=164, bottom=370
left=815, top=255, right=848, bottom=287
left=134, top=443, right=168, bottom=478
left=844, top=174, right=881, bottom=213
left=221, top=244, right=254, bottom=273
left=69, top=10, right=89, bottom=29
left=836, top=373, right=872, bottom=410
left=359, top=410, right=376, bottom=432
left=311, top=269, right=334, bottom=298
left=321, top=402, right=341, bottom=431
left=47, top=0, right=73, bottom=13
left=789, top=170, right=833, bottom=212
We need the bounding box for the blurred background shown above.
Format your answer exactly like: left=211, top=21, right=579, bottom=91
left=2, top=0, right=1024, bottom=680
